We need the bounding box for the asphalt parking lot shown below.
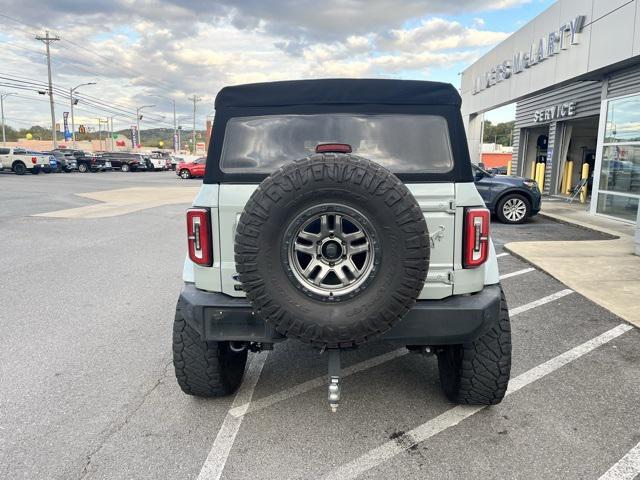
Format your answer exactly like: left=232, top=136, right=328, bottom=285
left=1, top=172, right=638, bottom=480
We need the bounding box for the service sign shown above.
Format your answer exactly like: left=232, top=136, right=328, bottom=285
left=472, top=15, right=586, bottom=95
left=533, top=101, right=577, bottom=123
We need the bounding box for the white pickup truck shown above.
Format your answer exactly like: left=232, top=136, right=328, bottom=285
left=0, top=147, right=49, bottom=175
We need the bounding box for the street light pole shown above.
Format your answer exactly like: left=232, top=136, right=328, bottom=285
left=188, top=95, right=201, bottom=154
left=135, top=104, right=155, bottom=150
left=70, top=82, right=96, bottom=149
left=172, top=98, right=177, bottom=153
left=150, top=94, right=178, bottom=153
left=36, top=31, right=60, bottom=149
left=1, top=92, right=16, bottom=146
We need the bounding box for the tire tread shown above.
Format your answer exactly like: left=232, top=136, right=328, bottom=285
left=172, top=300, right=247, bottom=397
left=235, top=154, right=429, bottom=348
left=437, top=287, right=512, bottom=405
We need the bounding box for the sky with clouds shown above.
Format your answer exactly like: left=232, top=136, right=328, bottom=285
left=0, top=0, right=555, bottom=133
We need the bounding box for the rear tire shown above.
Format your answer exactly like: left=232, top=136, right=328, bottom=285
left=436, top=287, right=511, bottom=405
left=13, top=162, right=26, bottom=175
left=78, top=163, right=88, bottom=173
left=173, top=300, right=248, bottom=397
left=121, top=163, right=130, bottom=172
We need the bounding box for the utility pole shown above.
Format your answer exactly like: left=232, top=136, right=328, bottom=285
left=108, top=116, right=115, bottom=152
left=36, top=31, right=60, bottom=148
left=188, top=95, right=201, bottom=154
left=96, top=118, right=104, bottom=151
left=1, top=92, right=16, bottom=146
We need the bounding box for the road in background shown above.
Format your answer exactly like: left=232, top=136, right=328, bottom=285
left=0, top=173, right=637, bottom=480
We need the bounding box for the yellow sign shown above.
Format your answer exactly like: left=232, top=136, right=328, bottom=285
left=26, top=133, right=33, bottom=140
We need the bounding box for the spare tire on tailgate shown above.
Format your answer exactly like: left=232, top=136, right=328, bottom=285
left=235, top=153, right=430, bottom=348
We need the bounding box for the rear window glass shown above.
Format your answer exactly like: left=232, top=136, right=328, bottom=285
left=220, top=114, right=454, bottom=174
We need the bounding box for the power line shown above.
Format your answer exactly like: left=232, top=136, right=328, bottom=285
left=0, top=17, right=186, bottom=131
left=0, top=84, right=177, bottom=132
left=59, top=37, right=177, bottom=93
left=0, top=75, right=176, bottom=128
left=0, top=10, right=176, bottom=95
left=1, top=41, right=46, bottom=56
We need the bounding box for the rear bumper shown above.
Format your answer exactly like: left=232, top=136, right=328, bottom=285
left=178, top=283, right=502, bottom=346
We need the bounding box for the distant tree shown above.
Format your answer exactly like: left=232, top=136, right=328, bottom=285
left=483, top=120, right=515, bottom=146
left=2, top=123, right=206, bottom=148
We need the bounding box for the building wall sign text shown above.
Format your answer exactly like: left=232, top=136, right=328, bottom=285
left=533, top=101, right=576, bottom=123
left=472, top=15, right=586, bottom=95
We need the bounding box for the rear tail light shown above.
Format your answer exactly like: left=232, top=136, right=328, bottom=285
left=316, top=143, right=352, bottom=154
left=31, top=157, right=37, bottom=164
left=463, top=207, right=490, bottom=268
left=187, top=208, right=212, bottom=266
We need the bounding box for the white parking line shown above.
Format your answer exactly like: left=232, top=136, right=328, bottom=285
left=509, top=289, right=573, bottom=316
left=324, top=323, right=633, bottom=480
left=499, top=267, right=535, bottom=280
left=496, top=252, right=510, bottom=258
left=598, top=441, right=640, bottom=480
left=199, top=288, right=581, bottom=477
left=229, top=348, right=407, bottom=418
left=229, top=289, right=574, bottom=418
left=197, top=353, right=269, bottom=480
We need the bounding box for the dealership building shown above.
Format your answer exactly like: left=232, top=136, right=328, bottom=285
left=461, top=0, right=640, bottom=227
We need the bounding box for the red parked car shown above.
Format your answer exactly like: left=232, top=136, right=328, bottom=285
left=177, top=157, right=206, bottom=179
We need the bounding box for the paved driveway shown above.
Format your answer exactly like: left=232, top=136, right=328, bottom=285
left=0, top=173, right=638, bottom=480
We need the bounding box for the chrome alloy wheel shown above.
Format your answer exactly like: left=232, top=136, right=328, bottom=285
left=502, top=197, right=527, bottom=222
left=286, top=206, right=377, bottom=298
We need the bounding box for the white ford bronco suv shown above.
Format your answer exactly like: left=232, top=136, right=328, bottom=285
left=174, top=79, right=511, bottom=411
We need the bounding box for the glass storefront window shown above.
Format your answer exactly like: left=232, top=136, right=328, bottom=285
left=604, top=96, right=640, bottom=143
left=598, top=93, right=640, bottom=222
left=596, top=193, right=639, bottom=222
left=600, top=145, right=640, bottom=194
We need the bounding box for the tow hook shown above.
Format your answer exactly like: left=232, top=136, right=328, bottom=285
left=327, top=349, right=341, bottom=413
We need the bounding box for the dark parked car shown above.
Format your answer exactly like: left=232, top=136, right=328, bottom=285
left=99, top=152, right=148, bottom=172
left=49, top=150, right=77, bottom=172
left=472, top=164, right=541, bottom=224
left=487, top=165, right=508, bottom=175
left=74, top=151, right=109, bottom=173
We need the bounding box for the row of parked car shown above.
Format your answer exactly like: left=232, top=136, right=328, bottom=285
left=0, top=147, right=183, bottom=175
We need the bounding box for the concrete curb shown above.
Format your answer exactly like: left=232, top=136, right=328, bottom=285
left=537, top=211, right=619, bottom=239
left=503, top=236, right=640, bottom=328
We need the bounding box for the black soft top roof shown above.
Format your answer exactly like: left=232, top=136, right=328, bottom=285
left=214, top=79, right=461, bottom=109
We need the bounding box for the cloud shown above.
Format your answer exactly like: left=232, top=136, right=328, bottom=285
left=0, top=0, right=520, bottom=129
left=382, top=17, right=509, bottom=52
